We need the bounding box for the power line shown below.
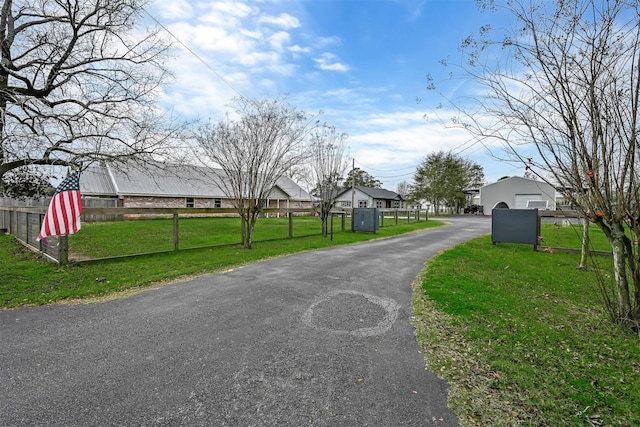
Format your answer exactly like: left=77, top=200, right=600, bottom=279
left=354, top=159, right=419, bottom=173
left=142, top=8, right=249, bottom=100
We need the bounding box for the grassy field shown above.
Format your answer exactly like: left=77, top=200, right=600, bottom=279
left=538, top=221, right=611, bottom=251
left=1, top=215, right=440, bottom=307
left=3, top=218, right=639, bottom=425
left=68, top=214, right=427, bottom=259
left=69, top=215, right=329, bottom=259
left=413, top=224, right=640, bottom=426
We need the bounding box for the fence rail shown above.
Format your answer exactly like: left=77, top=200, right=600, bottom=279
left=1, top=203, right=426, bottom=264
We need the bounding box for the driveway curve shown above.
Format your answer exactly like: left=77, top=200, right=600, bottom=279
left=1, top=215, right=490, bottom=426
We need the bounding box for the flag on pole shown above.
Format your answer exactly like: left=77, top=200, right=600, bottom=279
left=37, top=171, right=82, bottom=241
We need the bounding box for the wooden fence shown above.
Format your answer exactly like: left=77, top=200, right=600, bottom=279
left=1, top=202, right=427, bottom=264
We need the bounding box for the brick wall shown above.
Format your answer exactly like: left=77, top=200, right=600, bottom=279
left=121, top=196, right=311, bottom=211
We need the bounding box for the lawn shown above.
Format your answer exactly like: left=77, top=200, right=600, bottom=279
left=69, top=215, right=328, bottom=259
left=4, top=218, right=639, bottom=425
left=413, top=224, right=640, bottom=426
left=1, top=215, right=441, bottom=307
left=68, top=214, right=427, bottom=259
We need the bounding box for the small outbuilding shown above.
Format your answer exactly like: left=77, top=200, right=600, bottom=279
left=480, top=176, right=556, bottom=213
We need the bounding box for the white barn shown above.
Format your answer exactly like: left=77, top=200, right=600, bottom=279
left=480, top=176, right=556, bottom=214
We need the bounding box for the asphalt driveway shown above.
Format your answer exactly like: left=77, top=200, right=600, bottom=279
left=1, top=215, right=491, bottom=426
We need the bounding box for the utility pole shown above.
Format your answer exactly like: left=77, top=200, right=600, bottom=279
left=351, top=158, right=355, bottom=231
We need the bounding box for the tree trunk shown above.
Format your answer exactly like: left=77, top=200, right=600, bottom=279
left=610, top=224, right=633, bottom=323
left=244, top=222, right=254, bottom=249
left=240, top=215, right=247, bottom=246
left=245, top=210, right=259, bottom=249
left=578, top=216, right=589, bottom=270
left=319, top=201, right=333, bottom=238
left=321, top=216, right=328, bottom=237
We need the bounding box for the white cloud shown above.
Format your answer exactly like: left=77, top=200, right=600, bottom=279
left=314, top=35, right=341, bottom=48
left=167, top=22, right=255, bottom=54
left=314, top=53, right=349, bottom=72
left=289, top=45, right=311, bottom=55
left=264, top=63, right=297, bottom=76
left=153, top=0, right=194, bottom=20
left=269, top=31, right=291, bottom=51
left=258, top=13, right=301, bottom=29
left=147, top=0, right=516, bottom=191
left=238, top=50, right=280, bottom=67
left=209, top=1, right=254, bottom=19
left=300, top=106, right=509, bottom=188
left=196, top=1, right=255, bottom=30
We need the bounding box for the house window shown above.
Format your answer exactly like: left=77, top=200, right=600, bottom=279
left=358, top=200, right=368, bottom=208
left=186, top=197, right=195, bottom=208
left=340, top=201, right=351, bottom=208
left=214, top=198, right=221, bottom=208
left=392, top=201, right=400, bottom=208
left=375, top=200, right=383, bottom=208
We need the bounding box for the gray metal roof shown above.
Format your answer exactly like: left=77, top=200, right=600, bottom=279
left=80, top=165, right=117, bottom=196
left=335, top=186, right=403, bottom=201
left=355, top=186, right=403, bottom=200
left=80, top=161, right=311, bottom=200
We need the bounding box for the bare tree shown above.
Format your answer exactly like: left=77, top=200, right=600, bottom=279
left=0, top=0, right=181, bottom=194
left=194, top=97, right=316, bottom=249
left=308, top=124, right=348, bottom=237
left=438, top=0, right=640, bottom=326
left=396, top=181, right=410, bottom=199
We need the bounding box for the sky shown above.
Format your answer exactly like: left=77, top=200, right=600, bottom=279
left=146, top=0, right=521, bottom=191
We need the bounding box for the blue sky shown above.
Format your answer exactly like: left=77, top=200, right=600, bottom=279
left=148, top=0, right=519, bottom=191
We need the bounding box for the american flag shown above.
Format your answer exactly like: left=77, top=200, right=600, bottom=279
left=37, top=171, right=82, bottom=241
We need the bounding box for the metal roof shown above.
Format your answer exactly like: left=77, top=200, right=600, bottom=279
left=80, top=165, right=117, bottom=196
left=336, top=186, right=403, bottom=201
left=355, top=186, right=404, bottom=200
left=80, top=161, right=311, bottom=200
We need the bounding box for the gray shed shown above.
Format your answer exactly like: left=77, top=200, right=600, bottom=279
left=480, top=176, right=556, bottom=213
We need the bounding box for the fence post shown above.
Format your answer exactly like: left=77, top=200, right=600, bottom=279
left=330, top=213, right=334, bottom=241
left=395, top=210, right=399, bottom=225
left=26, top=212, right=31, bottom=245
left=288, top=211, right=293, bottom=238
left=407, top=210, right=410, bottom=223
left=58, top=235, right=69, bottom=265
left=39, top=213, right=44, bottom=253
left=173, top=213, right=179, bottom=250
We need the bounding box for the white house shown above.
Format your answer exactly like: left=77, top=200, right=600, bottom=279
left=480, top=176, right=556, bottom=214
left=334, top=186, right=406, bottom=209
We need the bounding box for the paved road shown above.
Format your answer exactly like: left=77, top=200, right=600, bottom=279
left=1, top=215, right=491, bottom=426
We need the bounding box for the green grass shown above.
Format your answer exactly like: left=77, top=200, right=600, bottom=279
left=413, top=226, right=639, bottom=426
left=1, top=216, right=442, bottom=308
left=68, top=215, right=428, bottom=259
left=5, top=217, right=638, bottom=425
left=69, top=216, right=324, bottom=259
left=538, top=222, right=611, bottom=252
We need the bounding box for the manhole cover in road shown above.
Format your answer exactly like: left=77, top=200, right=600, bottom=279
left=301, top=290, right=400, bottom=337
